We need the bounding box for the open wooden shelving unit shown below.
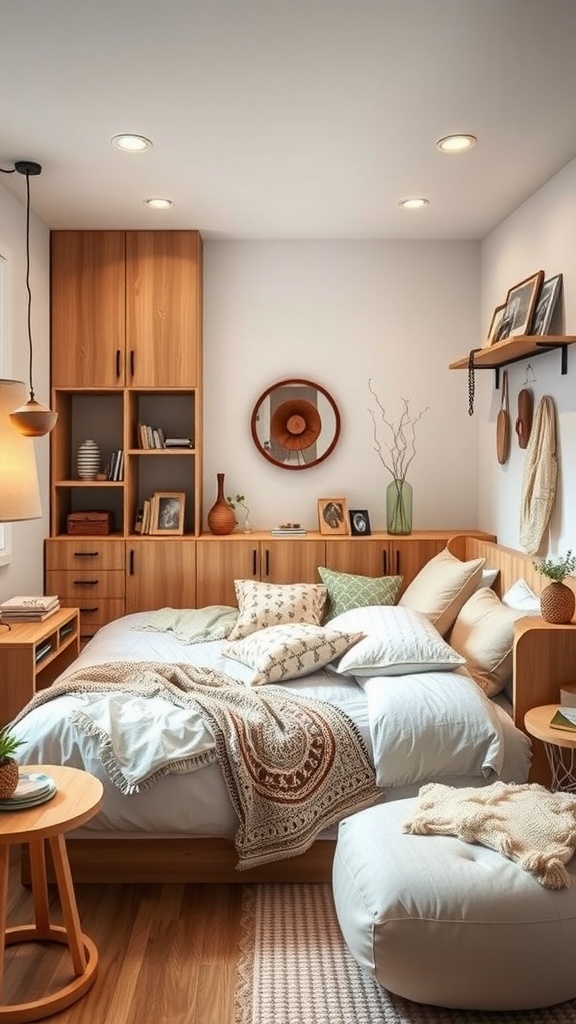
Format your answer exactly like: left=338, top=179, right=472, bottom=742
left=449, top=334, right=576, bottom=387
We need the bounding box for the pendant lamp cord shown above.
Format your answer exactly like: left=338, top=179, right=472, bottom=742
left=0, top=162, right=36, bottom=401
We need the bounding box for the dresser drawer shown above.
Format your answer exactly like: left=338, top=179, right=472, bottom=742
left=74, top=598, right=126, bottom=641
left=46, top=569, right=125, bottom=600
left=45, top=539, right=125, bottom=571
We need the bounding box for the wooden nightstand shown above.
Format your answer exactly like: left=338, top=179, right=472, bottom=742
left=0, top=608, right=80, bottom=723
left=0, top=763, right=103, bottom=1020
left=524, top=704, right=576, bottom=793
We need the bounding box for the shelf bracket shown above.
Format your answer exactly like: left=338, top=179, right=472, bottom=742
left=494, top=367, right=500, bottom=389
left=561, top=346, right=568, bottom=375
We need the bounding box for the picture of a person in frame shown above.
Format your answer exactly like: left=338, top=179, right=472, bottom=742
left=159, top=496, right=180, bottom=530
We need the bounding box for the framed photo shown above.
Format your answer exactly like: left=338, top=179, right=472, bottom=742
left=529, top=273, right=562, bottom=336
left=502, top=271, right=544, bottom=337
left=349, top=509, right=371, bottom=536
left=150, top=491, right=186, bottom=535
left=485, top=303, right=508, bottom=345
left=317, top=497, right=349, bottom=536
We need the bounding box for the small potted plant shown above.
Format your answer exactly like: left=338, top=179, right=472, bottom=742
left=0, top=726, right=24, bottom=799
left=533, top=550, right=576, bottom=624
left=227, top=493, right=251, bottom=534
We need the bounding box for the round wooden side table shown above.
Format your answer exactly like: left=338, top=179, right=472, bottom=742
left=0, top=763, right=103, bottom=1022
left=524, top=704, right=576, bottom=793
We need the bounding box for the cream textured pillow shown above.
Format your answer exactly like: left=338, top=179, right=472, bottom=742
left=448, top=587, right=524, bottom=697
left=223, top=623, right=363, bottom=685
left=227, top=579, right=327, bottom=641
left=329, top=605, right=466, bottom=677
left=399, top=548, right=485, bottom=636
left=317, top=566, right=402, bottom=621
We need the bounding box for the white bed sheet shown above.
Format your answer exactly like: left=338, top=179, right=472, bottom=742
left=11, top=613, right=531, bottom=838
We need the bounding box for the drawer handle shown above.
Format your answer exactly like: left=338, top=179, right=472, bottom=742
left=82, top=607, right=99, bottom=613
left=74, top=551, right=99, bottom=558
left=73, top=579, right=98, bottom=586
left=382, top=550, right=388, bottom=575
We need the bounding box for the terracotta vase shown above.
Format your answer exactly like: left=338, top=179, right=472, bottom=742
left=207, top=473, right=236, bottom=536
left=540, top=582, right=576, bottom=624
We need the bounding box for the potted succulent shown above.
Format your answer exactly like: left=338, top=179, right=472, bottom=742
left=533, top=550, right=576, bottom=624
left=0, top=726, right=24, bottom=798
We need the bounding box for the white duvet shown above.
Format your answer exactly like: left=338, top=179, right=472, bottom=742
left=11, top=613, right=531, bottom=837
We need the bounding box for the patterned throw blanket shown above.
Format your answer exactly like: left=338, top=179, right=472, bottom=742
left=13, top=661, right=379, bottom=871
left=403, top=780, right=576, bottom=889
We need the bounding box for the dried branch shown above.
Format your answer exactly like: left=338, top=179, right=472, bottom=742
left=368, top=378, right=429, bottom=483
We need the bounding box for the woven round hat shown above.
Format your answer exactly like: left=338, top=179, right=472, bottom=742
left=270, top=399, right=322, bottom=451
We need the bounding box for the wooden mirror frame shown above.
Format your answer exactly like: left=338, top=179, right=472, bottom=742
left=250, top=378, right=341, bottom=471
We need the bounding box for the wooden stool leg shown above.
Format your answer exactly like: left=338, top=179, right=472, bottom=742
left=0, top=847, right=8, bottom=1003
left=48, top=834, right=87, bottom=975
left=28, top=840, right=50, bottom=937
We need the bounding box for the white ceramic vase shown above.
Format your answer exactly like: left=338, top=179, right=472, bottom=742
left=77, top=439, right=101, bottom=480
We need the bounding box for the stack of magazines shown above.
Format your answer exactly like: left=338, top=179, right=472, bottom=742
left=0, top=595, right=60, bottom=623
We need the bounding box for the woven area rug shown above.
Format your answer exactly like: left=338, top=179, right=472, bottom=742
left=234, top=884, right=576, bottom=1024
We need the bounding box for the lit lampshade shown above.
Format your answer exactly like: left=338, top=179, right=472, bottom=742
left=0, top=379, right=42, bottom=521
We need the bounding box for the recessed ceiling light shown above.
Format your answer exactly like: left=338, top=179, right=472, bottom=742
left=436, top=134, right=478, bottom=153
left=111, top=134, right=153, bottom=153
left=144, top=197, right=174, bottom=210
left=398, top=197, right=429, bottom=210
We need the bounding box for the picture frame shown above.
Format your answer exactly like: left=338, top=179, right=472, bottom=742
left=150, top=491, right=186, bottom=535
left=317, top=497, right=349, bottom=536
left=529, top=273, right=562, bottom=336
left=349, top=509, right=371, bottom=536
left=502, top=270, right=544, bottom=337
left=485, top=303, right=508, bottom=345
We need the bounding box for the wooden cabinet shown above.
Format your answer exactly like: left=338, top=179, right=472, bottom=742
left=48, top=229, right=203, bottom=619
left=324, top=533, right=452, bottom=594
left=125, top=539, right=196, bottom=613
left=0, top=608, right=80, bottom=722
left=196, top=536, right=326, bottom=607
left=51, top=230, right=202, bottom=388
left=45, top=539, right=125, bottom=643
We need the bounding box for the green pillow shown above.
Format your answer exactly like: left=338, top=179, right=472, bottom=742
left=317, top=566, right=402, bottom=622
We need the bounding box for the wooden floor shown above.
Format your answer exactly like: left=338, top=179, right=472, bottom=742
left=3, top=852, right=245, bottom=1023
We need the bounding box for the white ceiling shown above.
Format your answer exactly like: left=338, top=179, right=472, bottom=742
left=2, top=0, right=576, bottom=241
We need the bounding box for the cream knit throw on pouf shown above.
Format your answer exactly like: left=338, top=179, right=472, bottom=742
left=403, top=781, right=576, bottom=889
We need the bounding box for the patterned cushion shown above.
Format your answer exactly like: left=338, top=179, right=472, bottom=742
left=227, top=580, right=327, bottom=641
left=329, top=605, right=466, bottom=676
left=399, top=548, right=485, bottom=636
left=317, top=566, right=402, bottom=622
left=223, top=623, right=364, bottom=685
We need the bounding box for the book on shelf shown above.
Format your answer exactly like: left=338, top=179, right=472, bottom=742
left=270, top=528, right=307, bottom=536
left=550, top=708, right=576, bottom=732
left=141, top=498, right=152, bottom=535
left=165, top=437, right=193, bottom=448
left=0, top=595, right=59, bottom=612
left=1, top=603, right=61, bottom=623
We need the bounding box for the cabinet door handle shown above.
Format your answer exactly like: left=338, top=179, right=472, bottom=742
left=130, top=350, right=135, bottom=378
left=115, top=349, right=121, bottom=379
left=395, top=549, right=400, bottom=575
left=73, top=579, right=98, bottom=586
left=264, top=549, right=270, bottom=577
left=74, top=551, right=99, bottom=558
left=252, top=549, right=257, bottom=576
left=129, top=549, right=135, bottom=575
left=382, top=549, right=388, bottom=575
left=82, top=606, right=99, bottom=613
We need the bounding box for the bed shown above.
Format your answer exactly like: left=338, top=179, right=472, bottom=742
left=11, top=538, right=576, bottom=884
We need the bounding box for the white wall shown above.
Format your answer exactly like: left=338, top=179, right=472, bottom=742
left=0, top=181, right=50, bottom=603
left=479, top=157, right=576, bottom=557
left=203, top=240, right=482, bottom=532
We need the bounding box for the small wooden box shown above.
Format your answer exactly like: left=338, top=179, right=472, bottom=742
left=66, top=511, right=114, bottom=536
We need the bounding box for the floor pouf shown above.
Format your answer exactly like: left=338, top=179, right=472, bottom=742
left=332, top=797, right=576, bottom=1011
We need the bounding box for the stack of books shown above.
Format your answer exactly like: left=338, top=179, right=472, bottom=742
left=0, top=595, right=60, bottom=623
left=270, top=525, right=307, bottom=536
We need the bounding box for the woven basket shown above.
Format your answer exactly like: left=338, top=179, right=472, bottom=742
left=540, top=582, right=576, bottom=625
left=0, top=760, right=18, bottom=799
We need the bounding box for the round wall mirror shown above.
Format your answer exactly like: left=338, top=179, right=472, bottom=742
left=251, top=378, right=341, bottom=470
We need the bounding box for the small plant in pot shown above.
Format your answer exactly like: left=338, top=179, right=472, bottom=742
left=533, top=550, right=576, bottom=624
left=227, top=493, right=251, bottom=534
left=0, top=727, right=24, bottom=799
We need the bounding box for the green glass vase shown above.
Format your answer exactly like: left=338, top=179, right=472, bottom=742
left=386, top=479, right=413, bottom=535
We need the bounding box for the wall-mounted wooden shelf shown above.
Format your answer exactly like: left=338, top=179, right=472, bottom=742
left=449, top=334, right=576, bottom=387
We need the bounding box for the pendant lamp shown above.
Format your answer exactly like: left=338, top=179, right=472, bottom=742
left=0, top=160, right=57, bottom=436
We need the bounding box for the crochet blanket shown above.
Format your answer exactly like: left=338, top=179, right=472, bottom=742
left=13, top=661, right=379, bottom=871
left=402, top=780, right=576, bottom=889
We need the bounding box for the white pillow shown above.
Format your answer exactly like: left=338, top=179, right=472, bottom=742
left=227, top=580, right=327, bottom=640
left=399, top=548, right=486, bottom=636
left=449, top=588, right=525, bottom=697
left=501, top=578, right=540, bottom=614
left=480, top=568, right=499, bottom=589
left=223, top=622, right=363, bottom=685
left=328, top=605, right=465, bottom=677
